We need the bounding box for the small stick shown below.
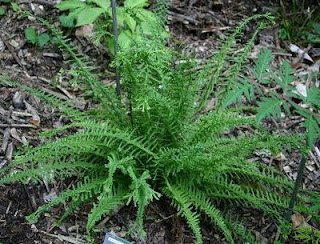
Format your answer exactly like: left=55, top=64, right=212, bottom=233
left=5, top=142, right=13, bottom=161
left=1, top=128, right=10, bottom=154
left=0, top=124, right=37, bottom=128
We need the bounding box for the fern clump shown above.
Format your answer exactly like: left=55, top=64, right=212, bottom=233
left=0, top=9, right=318, bottom=244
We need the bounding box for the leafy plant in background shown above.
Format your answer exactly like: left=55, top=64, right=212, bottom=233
left=0, top=0, right=10, bottom=16
left=222, top=48, right=320, bottom=147
left=222, top=48, right=320, bottom=241
left=307, top=22, right=320, bottom=44
left=24, top=27, right=51, bottom=47
left=278, top=0, right=320, bottom=43
left=56, top=0, right=167, bottom=51
left=0, top=7, right=319, bottom=244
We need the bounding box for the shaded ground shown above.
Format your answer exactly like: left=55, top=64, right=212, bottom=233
left=0, top=0, right=319, bottom=243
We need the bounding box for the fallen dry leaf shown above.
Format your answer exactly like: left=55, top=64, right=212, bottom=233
left=292, top=213, right=305, bottom=229
left=289, top=44, right=313, bottom=63
left=75, top=24, right=95, bottom=38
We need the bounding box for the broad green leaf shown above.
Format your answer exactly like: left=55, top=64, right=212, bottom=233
left=137, top=9, right=157, bottom=23
left=124, top=15, right=136, bottom=32
left=256, top=97, right=282, bottom=122
left=56, top=0, right=86, bottom=10
left=59, top=14, right=76, bottom=27
left=313, top=23, right=320, bottom=34
left=118, top=30, right=133, bottom=50
left=76, top=7, right=104, bottom=26
left=0, top=7, right=5, bottom=16
left=307, top=87, right=320, bottom=107
left=89, top=0, right=109, bottom=11
left=116, top=7, right=126, bottom=27
left=68, top=6, right=85, bottom=18
left=124, top=0, right=148, bottom=8
left=38, top=33, right=50, bottom=47
left=304, top=116, right=319, bottom=147
left=10, top=2, right=19, bottom=11
left=25, top=27, right=37, bottom=44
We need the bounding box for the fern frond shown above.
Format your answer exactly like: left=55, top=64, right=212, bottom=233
left=126, top=168, right=161, bottom=234
left=9, top=122, right=156, bottom=170
left=224, top=213, right=257, bottom=244
left=164, top=181, right=203, bottom=243
left=26, top=177, right=105, bottom=224
left=217, top=22, right=265, bottom=107
left=18, top=9, right=127, bottom=124
left=190, top=111, right=257, bottom=142
left=197, top=13, right=274, bottom=112
left=86, top=189, right=125, bottom=243
left=174, top=183, right=234, bottom=244
left=206, top=177, right=289, bottom=226
left=0, top=160, right=100, bottom=184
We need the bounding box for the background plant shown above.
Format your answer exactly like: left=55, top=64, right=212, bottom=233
left=222, top=48, right=320, bottom=147
left=0, top=7, right=319, bottom=244
left=56, top=0, right=167, bottom=52
left=24, top=27, right=51, bottom=47
left=278, top=0, right=320, bottom=43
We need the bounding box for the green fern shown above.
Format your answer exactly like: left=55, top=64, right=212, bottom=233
left=164, top=180, right=203, bottom=244
left=0, top=8, right=318, bottom=244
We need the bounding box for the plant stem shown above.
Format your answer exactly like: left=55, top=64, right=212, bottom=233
left=284, top=154, right=307, bottom=221
left=111, top=0, right=121, bottom=98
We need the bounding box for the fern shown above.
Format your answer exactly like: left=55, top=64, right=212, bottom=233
left=164, top=180, right=203, bottom=244
left=86, top=189, right=125, bottom=242
left=196, top=13, right=275, bottom=112
left=0, top=8, right=318, bottom=244
left=172, top=183, right=234, bottom=243
left=26, top=177, right=105, bottom=224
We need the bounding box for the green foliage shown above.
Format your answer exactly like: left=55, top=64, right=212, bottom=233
left=295, top=226, right=320, bottom=243
left=223, top=48, right=320, bottom=147
left=56, top=0, right=167, bottom=52
left=0, top=7, right=5, bottom=16
left=278, top=0, right=320, bottom=43
left=307, top=22, right=320, bottom=44
left=24, top=27, right=51, bottom=47
left=0, top=0, right=10, bottom=17
left=0, top=10, right=318, bottom=244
